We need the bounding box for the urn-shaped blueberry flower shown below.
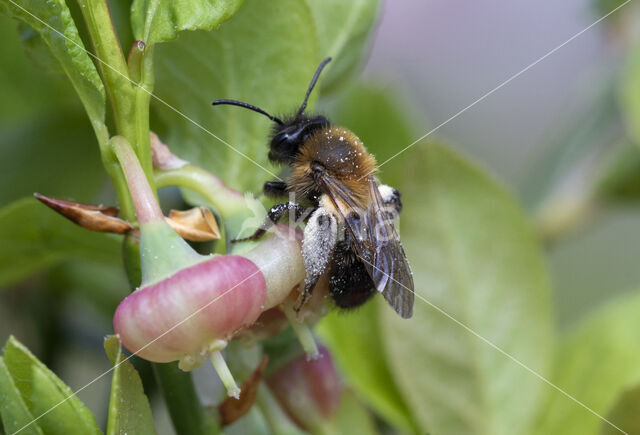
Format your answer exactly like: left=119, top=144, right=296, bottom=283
left=109, top=136, right=305, bottom=398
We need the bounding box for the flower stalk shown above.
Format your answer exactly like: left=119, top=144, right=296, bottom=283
left=110, top=136, right=204, bottom=285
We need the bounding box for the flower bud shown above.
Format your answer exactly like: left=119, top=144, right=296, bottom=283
left=266, top=345, right=341, bottom=431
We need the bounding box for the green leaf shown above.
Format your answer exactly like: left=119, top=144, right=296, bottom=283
left=334, top=389, right=378, bottom=435
left=379, top=144, right=554, bottom=434
left=153, top=0, right=320, bottom=191
left=0, top=357, right=44, bottom=435
left=3, top=336, right=101, bottom=435
left=316, top=300, right=416, bottom=432
left=306, top=0, right=380, bottom=93
left=533, top=291, right=640, bottom=434
left=131, top=0, right=244, bottom=46
left=17, top=22, right=63, bottom=74
left=0, top=107, right=106, bottom=206
left=595, top=141, right=640, bottom=202
left=603, top=382, right=640, bottom=435
left=319, top=82, right=417, bottom=188
left=0, top=198, right=121, bottom=288
left=104, top=335, right=156, bottom=435
left=0, top=15, right=78, bottom=122
left=0, top=0, right=106, bottom=130
left=29, top=366, right=99, bottom=435
left=592, top=0, right=630, bottom=16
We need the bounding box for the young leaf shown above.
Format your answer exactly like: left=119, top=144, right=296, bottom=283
left=0, top=0, right=106, bottom=132
left=316, top=300, right=416, bottom=432
left=104, top=335, right=157, bottom=435
left=0, top=357, right=43, bottom=435
left=380, top=145, right=554, bottom=434
left=306, top=0, right=380, bottom=93
left=131, top=0, right=243, bottom=46
left=153, top=0, right=319, bottom=191
left=3, top=336, right=101, bottom=434
left=0, top=198, right=121, bottom=288
left=603, top=382, right=640, bottom=435
left=29, top=366, right=101, bottom=435
left=533, top=291, right=640, bottom=434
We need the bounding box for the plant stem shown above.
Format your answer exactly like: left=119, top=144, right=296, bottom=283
left=111, top=136, right=163, bottom=224
left=153, top=362, right=220, bottom=435
left=76, top=0, right=134, bottom=135
left=77, top=0, right=156, bottom=193
left=94, top=127, right=136, bottom=221
left=132, top=45, right=156, bottom=187
left=111, top=136, right=203, bottom=285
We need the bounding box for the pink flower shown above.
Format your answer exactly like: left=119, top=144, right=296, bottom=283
left=113, top=255, right=266, bottom=363
left=267, top=345, right=341, bottom=431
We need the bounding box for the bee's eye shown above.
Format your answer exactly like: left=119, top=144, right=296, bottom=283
left=274, top=132, right=292, bottom=144
left=269, top=130, right=300, bottom=162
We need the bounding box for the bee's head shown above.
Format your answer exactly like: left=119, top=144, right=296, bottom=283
left=212, top=57, right=333, bottom=164
left=268, top=115, right=329, bottom=163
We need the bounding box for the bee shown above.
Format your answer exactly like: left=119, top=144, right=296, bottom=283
left=212, top=57, right=414, bottom=318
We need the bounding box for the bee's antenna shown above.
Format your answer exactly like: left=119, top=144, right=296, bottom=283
left=297, top=57, right=332, bottom=116
left=212, top=99, right=284, bottom=125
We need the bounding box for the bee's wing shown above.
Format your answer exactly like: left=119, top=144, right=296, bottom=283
left=320, top=175, right=414, bottom=318
left=363, top=177, right=414, bottom=318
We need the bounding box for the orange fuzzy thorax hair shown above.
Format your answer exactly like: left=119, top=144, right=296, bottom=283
left=289, top=126, right=377, bottom=207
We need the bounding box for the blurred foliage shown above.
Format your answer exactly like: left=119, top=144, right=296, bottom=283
left=0, top=199, right=121, bottom=289
left=0, top=0, right=106, bottom=130
left=382, top=144, right=552, bottom=434
left=317, top=301, right=416, bottom=432
left=3, top=0, right=640, bottom=434
left=533, top=290, right=640, bottom=434
left=602, top=382, right=640, bottom=434
left=306, top=0, right=380, bottom=94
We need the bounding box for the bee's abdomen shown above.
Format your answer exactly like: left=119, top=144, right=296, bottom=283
left=329, top=241, right=376, bottom=309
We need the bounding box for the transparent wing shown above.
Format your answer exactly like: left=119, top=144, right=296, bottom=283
left=364, top=177, right=414, bottom=318
left=319, top=174, right=414, bottom=318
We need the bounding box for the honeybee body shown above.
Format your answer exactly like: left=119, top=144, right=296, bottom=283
left=213, top=58, right=414, bottom=318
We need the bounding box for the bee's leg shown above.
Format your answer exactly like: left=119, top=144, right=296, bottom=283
left=231, top=202, right=306, bottom=243
left=263, top=181, right=288, bottom=198
left=378, top=184, right=402, bottom=220
left=296, top=208, right=338, bottom=311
